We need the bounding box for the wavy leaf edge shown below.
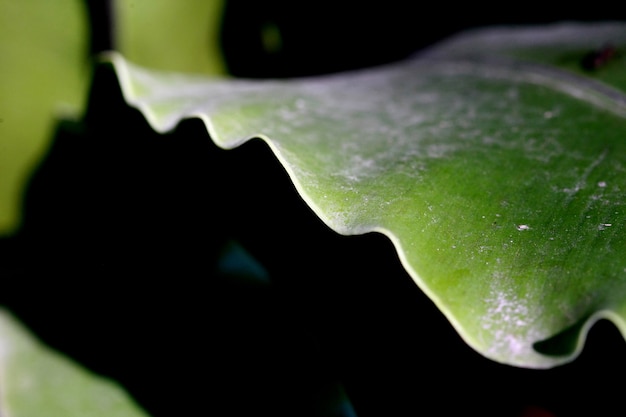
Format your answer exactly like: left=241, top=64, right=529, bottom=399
left=104, top=22, right=626, bottom=369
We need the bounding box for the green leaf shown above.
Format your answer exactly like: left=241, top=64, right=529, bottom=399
left=421, top=21, right=626, bottom=92
left=114, top=0, right=226, bottom=75
left=0, top=0, right=89, bottom=235
left=107, top=22, right=626, bottom=368
left=0, top=308, right=151, bottom=417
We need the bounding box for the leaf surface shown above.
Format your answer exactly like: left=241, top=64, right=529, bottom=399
left=108, top=22, right=626, bottom=368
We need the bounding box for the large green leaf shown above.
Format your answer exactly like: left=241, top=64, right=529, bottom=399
left=0, top=309, right=150, bottom=417
left=108, top=22, right=626, bottom=368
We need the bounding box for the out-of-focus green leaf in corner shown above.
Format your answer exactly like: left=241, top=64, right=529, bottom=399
left=0, top=309, right=151, bottom=417
left=0, top=1, right=227, bottom=237
left=0, top=0, right=89, bottom=236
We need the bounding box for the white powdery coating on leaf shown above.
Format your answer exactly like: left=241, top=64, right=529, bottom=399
left=481, top=274, right=547, bottom=363
left=420, top=21, right=626, bottom=61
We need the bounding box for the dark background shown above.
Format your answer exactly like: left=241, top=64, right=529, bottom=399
left=1, top=2, right=625, bottom=416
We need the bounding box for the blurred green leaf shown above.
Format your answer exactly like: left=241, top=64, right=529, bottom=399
left=0, top=0, right=227, bottom=237
left=0, top=309, right=151, bottom=417
left=114, top=0, right=226, bottom=75
left=108, top=22, right=626, bottom=368
left=0, top=0, right=89, bottom=235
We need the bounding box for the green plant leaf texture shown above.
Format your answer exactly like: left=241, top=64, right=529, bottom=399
left=0, top=309, right=151, bottom=417
left=108, top=22, right=626, bottom=368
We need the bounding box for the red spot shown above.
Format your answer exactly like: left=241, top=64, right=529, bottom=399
left=581, top=44, right=618, bottom=70
left=518, top=405, right=556, bottom=417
